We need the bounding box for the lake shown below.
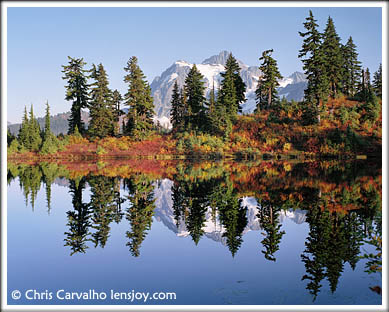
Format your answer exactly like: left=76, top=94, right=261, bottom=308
left=6, top=159, right=382, bottom=305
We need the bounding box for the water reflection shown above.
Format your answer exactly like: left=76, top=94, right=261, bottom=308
left=7, top=159, right=382, bottom=299
left=65, top=178, right=90, bottom=255
left=124, top=174, right=155, bottom=257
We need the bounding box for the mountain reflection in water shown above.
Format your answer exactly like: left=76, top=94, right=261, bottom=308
left=7, top=159, right=382, bottom=303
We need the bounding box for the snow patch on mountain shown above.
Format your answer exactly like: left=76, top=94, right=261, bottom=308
left=278, top=77, right=293, bottom=88
left=153, top=116, right=172, bottom=129
left=196, top=63, right=225, bottom=88
left=168, top=73, right=178, bottom=82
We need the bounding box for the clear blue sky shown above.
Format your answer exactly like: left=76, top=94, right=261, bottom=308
left=7, top=6, right=382, bottom=123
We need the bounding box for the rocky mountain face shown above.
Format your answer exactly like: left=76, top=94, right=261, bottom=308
left=151, top=51, right=307, bottom=120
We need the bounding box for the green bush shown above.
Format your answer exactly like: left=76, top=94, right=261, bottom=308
left=40, top=135, right=61, bottom=155
left=96, top=145, right=107, bottom=155
left=7, top=139, right=21, bottom=154
left=176, top=132, right=225, bottom=156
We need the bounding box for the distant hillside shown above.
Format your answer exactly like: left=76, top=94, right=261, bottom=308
left=8, top=111, right=89, bottom=136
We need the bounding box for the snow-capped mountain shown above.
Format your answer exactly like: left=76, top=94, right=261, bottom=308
left=151, top=51, right=307, bottom=120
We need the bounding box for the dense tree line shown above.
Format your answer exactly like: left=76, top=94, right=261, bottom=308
left=298, top=11, right=382, bottom=124
left=7, top=102, right=65, bottom=155
left=61, top=55, right=155, bottom=141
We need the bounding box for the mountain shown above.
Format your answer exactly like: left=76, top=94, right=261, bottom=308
left=7, top=110, right=89, bottom=136
left=151, top=51, right=307, bottom=120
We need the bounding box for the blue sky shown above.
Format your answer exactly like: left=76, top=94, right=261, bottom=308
left=7, top=6, right=382, bottom=123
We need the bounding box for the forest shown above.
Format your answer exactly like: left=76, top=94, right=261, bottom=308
left=7, top=11, right=382, bottom=160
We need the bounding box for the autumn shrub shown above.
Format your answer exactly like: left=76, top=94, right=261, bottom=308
left=96, top=145, right=107, bottom=155
left=176, top=132, right=226, bottom=157
left=69, top=133, right=89, bottom=145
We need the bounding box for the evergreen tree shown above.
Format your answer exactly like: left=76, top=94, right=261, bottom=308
left=355, top=68, right=380, bottom=124
left=255, top=49, right=283, bottom=111
left=40, top=101, right=61, bottom=155
left=341, top=36, right=361, bottom=97
left=170, top=80, right=185, bottom=132
left=372, top=63, right=382, bottom=98
left=301, top=205, right=330, bottom=300
left=89, top=176, right=119, bottom=248
left=209, top=83, right=229, bottom=136
left=172, top=181, right=186, bottom=228
left=64, top=178, right=91, bottom=255
left=27, top=105, right=42, bottom=151
left=365, top=67, right=371, bottom=87
left=88, top=63, right=115, bottom=138
left=40, top=162, right=64, bottom=214
left=301, top=203, right=366, bottom=300
left=124, top=174, right=155, bottom=257
left=123, top=56, right=154, bottom=140
left=209, top=81, right=216, bottom=114
left=218, top=53, right=246, bottom=118
left=62, top=56, right=89, bottom=134
left=18, top=165, right=43, bottom=210
left=321, top=17, right=343, bottom=98
left=217, top=181, right=248, bottom=257
left=179, top=88, right=188, bottom=129
left=184, top=64, right=207, bottom=132
left=18, top=106, right=29, bottom=148
left=44, top=101, right=52, bottom=139
left=184, top=179, right=210, bottom=245
left=7, top=129, right=15, bottom=147
left=257, top=200, right=285, bottom=261
left=111, top=89, right=123, bottom=136
left=298, top=10, right=329, bottom=122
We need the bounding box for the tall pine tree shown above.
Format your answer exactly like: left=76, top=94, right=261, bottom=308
left=218, top=53, right=246, bottom=119
left=341, top=36, right=361, bottom=97
left=123, top=56, right=154, bottom=140
left=18, top=106, right=29, bottom=148
left=111, top=89, right=123, bottom=136
left=255, top=49, right=283, bottom=111
left=44, top=101, right=52, bottom=139
left=372, top=64, right=382, bottom=98
left=88, top=63, right=115, bottom=138
left=298, top=10, right=328, bottom=122
left=61, top=56, right=89, bottom=134
left=170, top=80, right=186, bottom=132
left=40, top=101, right=61, bottom=155
left=184, top=64, right=207, bottom=132
left=26, top=105, right=42, bottom=151
left=321, top=17, right=343, bottom=98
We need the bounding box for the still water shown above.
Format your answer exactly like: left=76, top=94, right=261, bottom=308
left=7, top=159, right=382, bottom=305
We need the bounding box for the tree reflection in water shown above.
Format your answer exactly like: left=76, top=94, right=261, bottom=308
left=8, top=159, right=382, bottom=299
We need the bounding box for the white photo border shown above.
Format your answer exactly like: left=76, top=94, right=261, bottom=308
left=1, top=1, right=387, bottom=311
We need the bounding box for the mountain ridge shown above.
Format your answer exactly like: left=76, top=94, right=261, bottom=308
left=151, top=50, right=307, bottom=119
